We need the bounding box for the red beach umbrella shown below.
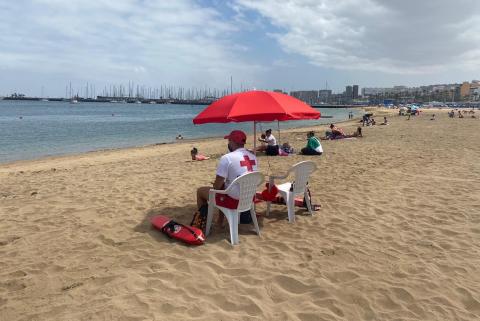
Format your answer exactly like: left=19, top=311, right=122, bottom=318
left=193, top=90, right=321, bottom=154
left=193, top=90, right=320, bottom=124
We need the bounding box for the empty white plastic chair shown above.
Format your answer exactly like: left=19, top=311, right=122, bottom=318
left=206, top=171, right=264, bottom=245
left=266, top=161, right=317, bottom=223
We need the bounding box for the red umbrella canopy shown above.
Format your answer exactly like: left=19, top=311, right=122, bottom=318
left=193, top=90, right=320, bottom=124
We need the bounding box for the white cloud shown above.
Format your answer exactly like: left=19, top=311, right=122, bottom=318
left=234, top=0, right=480, bottom=74
left=0, top=0, right=261, bottom=91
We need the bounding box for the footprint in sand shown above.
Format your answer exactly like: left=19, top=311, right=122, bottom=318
left=0, top=279, right=26, bottom=292
left=456, top=287, right=480, bottom=313
left=0, top=236, right=21, bottom=246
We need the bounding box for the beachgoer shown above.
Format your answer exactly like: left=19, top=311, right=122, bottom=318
left=191, top=147, right=210, bottom=161
left=329, top=124, right=345, bottom=139
left=257, top=129, right=279, bottom=156
left=176, top=134, right=183, bottom=140
left=380, top=116, right=388, bottom=125
left=458, top=110, right=464, bottom=118
left=196, top=130, right=258, bottom=210
left=430, top=114, right=436, bottom=121
left=352, top=127, right=362, bottom=137
left=362, top=114, right=369, bottom=126
left=281, top=142, right=294, bottom=154
left=370, top=118, right=376, bottom=125
left=301, top=131, right=323, bottom=155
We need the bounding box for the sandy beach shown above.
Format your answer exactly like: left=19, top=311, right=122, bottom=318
left=1, top=108, right=479, bottom=321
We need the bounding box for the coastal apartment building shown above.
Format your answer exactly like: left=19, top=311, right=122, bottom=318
left=460, top=81, right=480, bottom=101
left=362, top=82, right=480, bottom=102
left=290, top=90, right=319, bottom=104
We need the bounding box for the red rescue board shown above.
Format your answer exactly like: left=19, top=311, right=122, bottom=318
left=151, top=215, right=205, bottom=245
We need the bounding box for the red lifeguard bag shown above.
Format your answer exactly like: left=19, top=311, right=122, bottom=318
left=151, top=215, right=205, bottom=245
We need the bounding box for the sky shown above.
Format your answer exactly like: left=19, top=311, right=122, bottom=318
left=1, top=0, right=479, bottom=97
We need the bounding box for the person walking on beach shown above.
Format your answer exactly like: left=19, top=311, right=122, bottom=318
left=193, top=130, right=258, bottom=228
left=301, top=131, right=323, bottom=155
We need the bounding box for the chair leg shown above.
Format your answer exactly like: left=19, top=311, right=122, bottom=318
left=304, top=190, right=314, bottom=215
left=224, top=211, right=239, bottom=245
left=250, top=208, right=260, bottom=236
left=206, top=203, right=215, bottom=236
left=266, top=201, right=271, bottom=217
left=286, top=193, right=295, bottom=223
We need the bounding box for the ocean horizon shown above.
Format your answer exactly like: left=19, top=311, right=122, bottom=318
left=0, top=100, right=360, bottom=163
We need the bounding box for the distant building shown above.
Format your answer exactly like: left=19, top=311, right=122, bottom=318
left=460, top=82, right=470, bottom=99
left=345, top=86, right=353, bottom=100
left=318, top=89, right=332, bottom=103
left=353, top=85, right=359, bottom=99
left=470, top=83, right=480, bottom=101
left=290, top=90, right=318, bottom=104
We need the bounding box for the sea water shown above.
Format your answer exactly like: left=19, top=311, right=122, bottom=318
left=0, top=100, right=361, bottom=163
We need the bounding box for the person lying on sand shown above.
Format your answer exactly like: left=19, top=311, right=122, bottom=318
left=350, top=127, right=363, bottom=137
left=190, top=147, right=210, bottom=161
left=330, top=127, right=362, bottom=139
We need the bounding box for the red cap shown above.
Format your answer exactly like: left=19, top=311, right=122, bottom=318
left=224, top=130, right=247, bottom=144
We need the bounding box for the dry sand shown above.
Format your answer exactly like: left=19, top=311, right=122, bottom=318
left=1, top=109, right=479, bottom=321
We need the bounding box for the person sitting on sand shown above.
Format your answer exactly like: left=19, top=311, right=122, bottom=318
left=458, top=110, right=464, bottom=118
left=257, top=129, right=279, bottom=156
left=370, top=118, right=376, bottom=125
left=278, top=142, right=294, bottom=156
left=281, top=142, right=294, bottom=154
left=430, top=114, right=436, bottom=121
left=301, top=131, right=323, bottom=155
left=380, top=116, right=388, bottom=125
left=329, top=124, right=346, bottom=139
left=190, top=147, right=210, bottom=161
left=195, top=130, right=258, bottom=226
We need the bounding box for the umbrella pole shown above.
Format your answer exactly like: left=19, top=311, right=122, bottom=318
left=253, top=121, right=257, bottom=156
left=277, top=120, right=281, bottom=146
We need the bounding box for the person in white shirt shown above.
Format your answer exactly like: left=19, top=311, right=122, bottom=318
left=196, top=130, right=258, bottom=210
left=256, top=129, right=279, bottom=155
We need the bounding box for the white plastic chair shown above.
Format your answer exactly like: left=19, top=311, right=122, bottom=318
left=206, top=171, right=264, bottom=245
left=266, top=161, right=317, bottom=223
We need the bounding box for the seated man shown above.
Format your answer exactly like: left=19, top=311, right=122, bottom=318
left=301, top=131, right=323, bottom=155
left=196, top=130, right=258, bottom=220
left=380, top=116, right=388, bottom=125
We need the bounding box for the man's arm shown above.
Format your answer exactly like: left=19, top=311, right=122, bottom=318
left=213, top=175, right=225, bottom=190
